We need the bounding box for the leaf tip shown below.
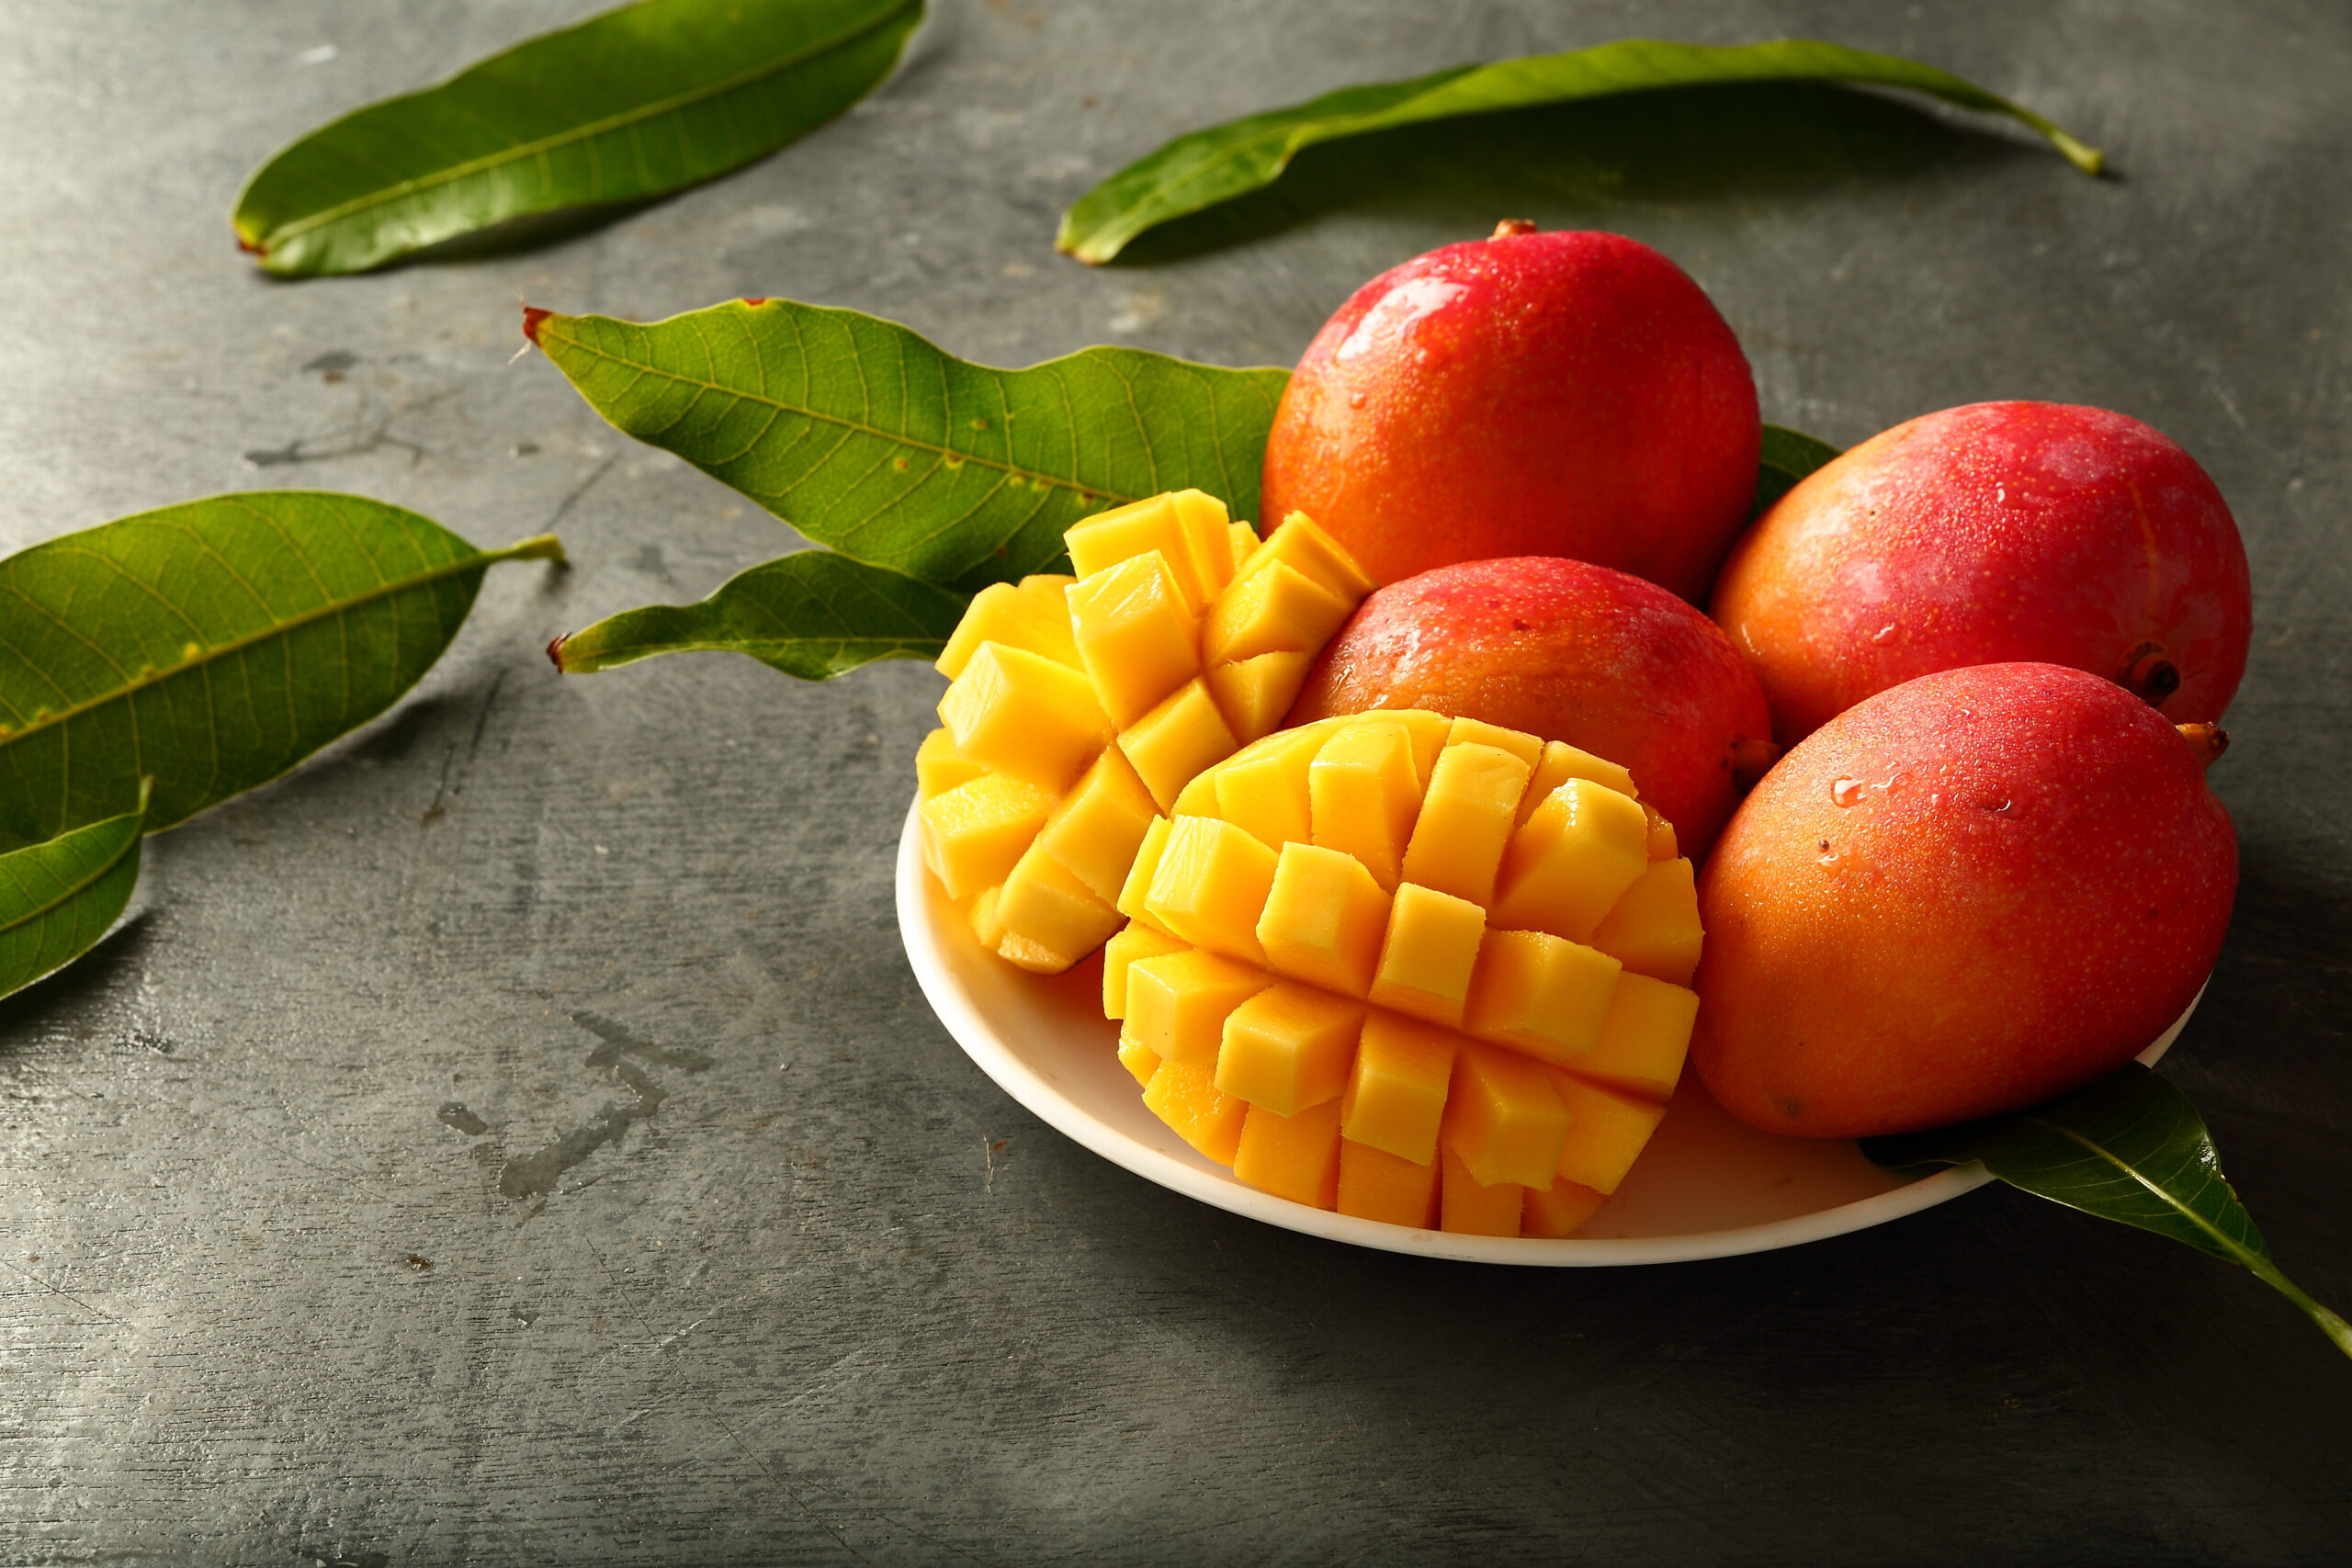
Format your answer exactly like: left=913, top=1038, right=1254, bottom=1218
left=546, top=634, right=571, bottom=673
left=522, top=305, right=554, bottom=345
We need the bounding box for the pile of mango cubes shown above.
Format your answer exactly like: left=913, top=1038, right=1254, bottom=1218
left=916, top=493, right=1702, bottom=1238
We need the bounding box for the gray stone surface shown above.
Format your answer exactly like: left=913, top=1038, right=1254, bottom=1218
left=3, top=0, right=2348, bottom=1562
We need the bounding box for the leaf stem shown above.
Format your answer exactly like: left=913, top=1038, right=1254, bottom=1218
left=2249, top=1260, right=2352, bottom=1363
left=492, top=534, right=567, bottom=566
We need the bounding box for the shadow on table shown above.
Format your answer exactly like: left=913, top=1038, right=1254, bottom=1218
left=0, top=912, right=155, bottom=1047
left=1108, top=79, right=2057, bottom=267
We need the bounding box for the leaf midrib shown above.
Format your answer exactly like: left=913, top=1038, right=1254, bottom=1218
left=255, top=0, right=921, bottom=247
left=538, top=317, right=1153, bottom=508
left=0, top=809, right=142, bottom=936
left=0, top=543, right=514, bottom=753
left=2020, top=1113, right=2260, bottom=1267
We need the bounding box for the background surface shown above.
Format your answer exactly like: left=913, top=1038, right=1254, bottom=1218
left=3, top=2, right=2347, bottom=1562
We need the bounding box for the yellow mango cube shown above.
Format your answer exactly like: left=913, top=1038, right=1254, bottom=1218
left=1439, top=1146, right=1524, bottom=1237
left=1065, top=551, right=1204, bottom=728
left=914, top=728, right=986, bottom=800
left=919, top=772, right=1056, bottom=900
left=1033, top=747, right=1161, bottom=905
left=995, top=844, right=1122, bottom=973
left=1067, top=491, right=1228, bottom=612
left=968, top=884, right=1008, bottom=952
left=1256, top=841, right=1392, bottom=998
left=1339, top=1010, right=1456, bottom=1165
left=1244, top=512, right=1378, bottom=602
left=938, top=641, right=1112, bottom=792
left=1644, top=804, right=1679, bottom=862
left=1123, top=949, right=1270, bottom=1067
left=1115, top=815, right=1176, bottom=933
left=1145, top=815, right=1278, bottom=964
left=1205, top=651, right=1311, bottom=745
left=1444, top=715, right=1544, bottom=770
left=1367, top=883, right=1487, bottom=1028
left=1398, top=741, right=1532, bottom=908
left=1589, top=857, right=1704, bottom=986
left=934, top=575, right=1078, bottom=679
left=1227, top=520, right=1261, bottom=575
left=1233, top=1100, right=1343, bottom=1208
left=1519, top=739, right=1639, bottom=823
left=1118, top=678, right=1239, bottom=813
left=1522, top=1179, right=1609, bottom=1238
left=1336, top=1139, right=1440, bottom=1228
left=1116, top=1035, right=1161, bottom=1087
left=1463, top=929, right=1621, bottom=1066
left=1575, top=971, right=1699, bottom=1100
left=1204, top=558, right=1352, bottom=668
left=1309, top=719, right=1423, bottom=891
left=1214, top=982, right=1363, bottom=1116
left=1490, top=776, right=1653, bottom=942
left=1142, top=1059, right=1247, bottom=1165
left=1548, top=1073, right=1670, bottom=1194
left=1212, top=722, right=1323, bottom=851
left=1102, top=922, right=1189, bottom=1020
left=1443, top=1043, right=1572, bottom=1190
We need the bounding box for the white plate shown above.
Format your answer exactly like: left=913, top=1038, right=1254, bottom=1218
left=898, top=803, right=2195, bottom=1265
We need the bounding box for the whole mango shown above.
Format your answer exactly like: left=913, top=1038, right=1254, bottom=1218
left=1712, top=400, right=2251, bottom=744
left=1261, top=223, right=1760, bottom=602
left=1692, top=662, right=2236, bottom=1139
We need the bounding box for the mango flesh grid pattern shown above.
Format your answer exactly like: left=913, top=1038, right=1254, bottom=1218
left=914, top=491, right=1377, bottom=976
left=1104, top=712, right=1704, bottom=1239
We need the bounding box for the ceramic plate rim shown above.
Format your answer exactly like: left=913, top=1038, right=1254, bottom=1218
left=896, top=802, right=2188, bottom=1266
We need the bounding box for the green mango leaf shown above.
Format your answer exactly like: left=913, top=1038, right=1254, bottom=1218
left=0, top=493, right=563, bottom=852
left=1752, top=423, right=1843, bottom=517
left=527, top=299, right=1289, bottom=593
left=1057, top=39, right=2103, bottom=265
left=1865, top=1064, right=2352, bottom=1363
left=0, top=783, right=149, bottom=1002
left=233, top=0, right=924, bottom=277
left=552, top=548, right=964, bottom=679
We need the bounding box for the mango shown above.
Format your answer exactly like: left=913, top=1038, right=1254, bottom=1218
left=1107, top=711, right=1702, bottom=1235
left=920, top=494, right=1375, bottom=974
left=1692, top=662, right=2237, bottom=1138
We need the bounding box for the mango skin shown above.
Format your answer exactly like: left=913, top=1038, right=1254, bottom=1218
left=1691, top=662, right=2236, bottom=1139
left=1287, top=557, right=1776, bottom=860
left=1261, top=228, right=1759, bottom=603
left=1712, top=400, right=2252, bottom=745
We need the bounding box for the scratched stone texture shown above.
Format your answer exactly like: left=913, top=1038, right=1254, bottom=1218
left=2, top=0, right=2349, bottom=1562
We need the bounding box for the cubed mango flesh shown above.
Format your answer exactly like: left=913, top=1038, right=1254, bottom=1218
left=1233, top=1100, right=1344, bottom=1209
left=1124, top=948, right=1269, bottom=1067
left=918, top=497, right=1373, bottom=976
left=1309, top=719, right=1423, bottom=892
left=1065, top=551, right=1203, bottom=728
left=1094, top=709, right=1702, bottom=1233
left=935, top=575, right=1078, bottom=679
left=1522, top=1179, right=1609, bottom=1238
left=1335, top=1138, right=1441, bottom=1228
left=1214, top=982, right=1364, bottom=1117
left=1439, top=1147, right=1524, bottom=1238
left=1146, top=815, right=1277, bottom=964
left=1589, top=857, right=1704, bottom=986
left=1142, top=1058, right=1247, bottom=1165
left=1120, top=678, right=1239, bottom=812
left=1339, top=1011, right=1456, bottom=1165
left=1367, top=883, right=1486, bottom=1029
left=938, top=640, right=1112, bottom=792
left=1442, top=1043, right=1573, bottom=1190
left=1257, top=840, right=1391, bottom=998
left=1490, top=776, right=1651, bottom=942
left=1102, top=922, right=1189, bottom=1020
left=1548, top=1073, right=1670, bottom=1195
